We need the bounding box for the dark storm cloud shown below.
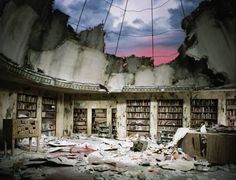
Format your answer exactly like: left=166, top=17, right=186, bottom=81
left=54, top=0, right=202, bottom=59
left=54, top=0, right=110, bottom=31
left=73, top=0, right=109, bottom=28
left=168, top=0, right=203, bottom=29
left=132, top=19, right=145, bottom=25
left=168, top=8, right=182, bottom=29
left=99, top=14, right=183, bottom=54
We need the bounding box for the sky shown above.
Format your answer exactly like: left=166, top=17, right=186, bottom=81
left=54, top=0, right=203, bottom=65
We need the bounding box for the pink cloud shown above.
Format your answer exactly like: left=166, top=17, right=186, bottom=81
left=117, top=46, right=179, bottom=65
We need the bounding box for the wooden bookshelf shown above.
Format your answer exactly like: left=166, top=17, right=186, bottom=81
left=157, top=100, right=183, bottom=143
left=17, top=94, right=37, bottom=119
left=73, top=108, right=87, bottom=134
left=126, top=100, right=150, bottom=136
left=191, top=99, right=218, bottom=127
left=226, top=99, right=236, bottom=126
left=41, top=97, right=56, bottom=136
left=112, top=108, right=117, bottom=138
left=92, top=109, right=107, bottom=134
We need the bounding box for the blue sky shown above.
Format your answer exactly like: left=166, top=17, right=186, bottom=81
left=54, top=0, right=202, bottom=65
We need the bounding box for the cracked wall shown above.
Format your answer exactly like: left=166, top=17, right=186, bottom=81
left=0, top=0, right=235, bottom=91
left=0, top=90, right=17, bottom=148
left=180, top=0, right=236, bottom=83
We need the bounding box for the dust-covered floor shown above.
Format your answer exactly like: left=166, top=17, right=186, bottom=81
left=1, top=133, right=236, bottom=180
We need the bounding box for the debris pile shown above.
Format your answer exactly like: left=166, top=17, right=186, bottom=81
left=1, top=128, right=236, bottom=179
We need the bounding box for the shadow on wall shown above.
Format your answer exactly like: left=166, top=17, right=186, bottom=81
left=170, top=55, right=229, bottom=87
left=0, top=130, right=3, bottom=150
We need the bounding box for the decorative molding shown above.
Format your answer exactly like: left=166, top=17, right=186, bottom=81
left=0, top=54, right=235, bottom=93
left=0, top=54, right=100, bottom=92
left=123, top=86, right=203, bottom=92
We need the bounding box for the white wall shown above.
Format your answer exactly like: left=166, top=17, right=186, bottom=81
left=31, top=40, right=109, bottom=84
left=107, top=73, right=134, bottom=92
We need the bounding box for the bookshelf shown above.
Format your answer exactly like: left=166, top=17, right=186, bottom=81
left=157, top=100, right=183, bottom=143
left=126, top=100, right=150, bottom=136
left=92, top=109, right=107, bottom=134
left=226, top=99, right=236, bottom=126
left=112, top=108, right=117, bottom=138
left=191, top=99, right=218, bottom=127
left=17, top=94, right=37, bottom=119
left=41, top=97, right=56, bottom=136
left=73, top=108, right=87, bottom=134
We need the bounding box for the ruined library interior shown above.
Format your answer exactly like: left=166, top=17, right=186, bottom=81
left=0, top=0, right=236, bottom=179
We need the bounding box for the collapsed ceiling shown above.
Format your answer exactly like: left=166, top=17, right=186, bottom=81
left=0, top=0, right=235, bottom=92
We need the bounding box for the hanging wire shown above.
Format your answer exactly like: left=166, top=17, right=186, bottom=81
left=180, top=0, right=186, bottom=17
left=103, top=0, right=124, bottom=11
left=76, top=0, right=88, bottom=32
left=67, top=0, right=185, bottom=59
left=103, top=0, right=113, bottom=30
left=151, top=0, right=154, bottom=61
left=69, top=20, right=184, bottom=37
left=102, top=0, right=170, bottom=13
left=114, top=0, right=129, bottom=55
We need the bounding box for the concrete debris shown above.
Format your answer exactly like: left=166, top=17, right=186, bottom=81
left=70, top=145, right=96, bottom=153
left=194, top=159, right=211, bottom=172
left=47, top=147, right=64, bottom=153
left=47, top=157, right=77, bottom=166
left=24, top=158, right=48, bottom=166
left=139, top=162, right=150, bottom=166
left=2, top=128, right=236, bottom=179
left=93, top=165, right=112, bottom=172
left=48, top=140, right=76, bottom=147
left=167, top=128, right=189, bottom=147
left=158, top=159, right=194, bottom=171
left=131, top=140, right=148, bottom=152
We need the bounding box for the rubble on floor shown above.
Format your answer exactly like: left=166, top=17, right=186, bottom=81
left=1, top=130, right=236, bottom=179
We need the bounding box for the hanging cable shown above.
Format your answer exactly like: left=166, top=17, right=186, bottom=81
left=103, top=0, right=113, bottom=30
left=102, top=0, right=170, bottom=13
left=76, top=0, right=88, bottom=32
left=103, top=0, right=124, bottom=11
left=127, top=0, right=170, bottom=12
left=114, top=0, right=129, bottom=55
left=180, top=0, right=185, bottom=17
left=69, top=20, right=184, bottom=37
left=151, top=0, right=154, bottom=61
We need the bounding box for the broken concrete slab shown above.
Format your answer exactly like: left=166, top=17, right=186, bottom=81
left=47, top=157, right=77, bottom=166
left=24, top=158, right=48, bottom=166
left=168, top=128, right=189, bottom=147
left=158, top=159, right=194, bottom=171
left=70, top=146, right=96, bottom=153
left=93, top=164, right=112, bottom=172
left=47, top=147, right=64, bottom=153
left=48, top=141, right=76, bottom=147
